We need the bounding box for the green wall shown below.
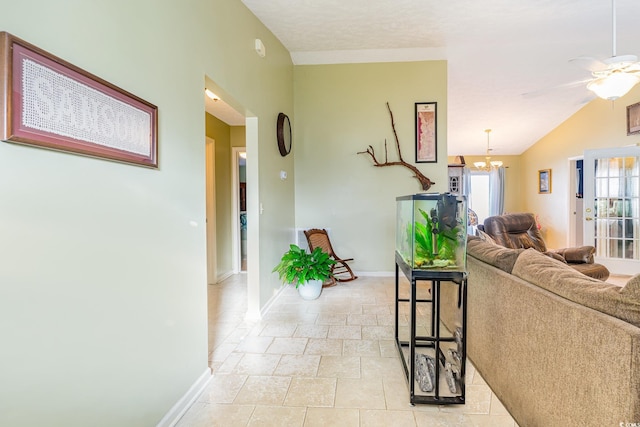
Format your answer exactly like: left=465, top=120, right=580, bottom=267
left=293, top=61, right=448, bottom=272
left=205, top=113, right=233, bottom=280
left=0, top=0, right=293, bottom=425
left=231, top=126, right=247, bottom=148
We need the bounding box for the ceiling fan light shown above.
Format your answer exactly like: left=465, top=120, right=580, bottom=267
left=587, top=73, right=640, bottom=100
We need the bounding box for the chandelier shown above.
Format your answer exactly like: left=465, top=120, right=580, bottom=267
left=473, top=129, right=503, bottom=171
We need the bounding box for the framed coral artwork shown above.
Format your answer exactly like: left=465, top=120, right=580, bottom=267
left=415, top=102, right=437, bottom=163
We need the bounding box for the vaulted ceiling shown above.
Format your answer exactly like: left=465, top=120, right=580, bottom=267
left=212, top=0, right=640, bottom=156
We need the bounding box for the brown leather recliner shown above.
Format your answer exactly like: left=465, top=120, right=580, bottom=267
left=482, top=213, right=610, bottom=280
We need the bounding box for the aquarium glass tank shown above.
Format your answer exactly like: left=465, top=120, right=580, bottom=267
left=396, top=193, right=467, bottom=271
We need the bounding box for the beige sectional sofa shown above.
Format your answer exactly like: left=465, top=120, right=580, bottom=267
left=441, top=237, right=640, bottom=427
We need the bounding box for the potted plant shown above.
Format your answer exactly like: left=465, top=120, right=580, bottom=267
left=273, top=244, right=336, bottom=300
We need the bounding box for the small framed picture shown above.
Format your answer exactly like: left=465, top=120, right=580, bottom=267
left=415, top=102, right=437, bottom=163
left=627, top=102, right=640, bottom=135
left=538, top=169, right=552, bottom=194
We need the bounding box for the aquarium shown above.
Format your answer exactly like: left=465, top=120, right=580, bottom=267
left=396, top=193, right=467, bottom=271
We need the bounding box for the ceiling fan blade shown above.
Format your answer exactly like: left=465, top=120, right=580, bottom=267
left=569, top=56, right=607, bottom=72
left=522, top=78, right=593, bottom=98
left=581, top=94, right=596, bottom=104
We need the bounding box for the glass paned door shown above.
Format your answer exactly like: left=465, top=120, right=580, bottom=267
left=584, top=146, right=640, bottom=275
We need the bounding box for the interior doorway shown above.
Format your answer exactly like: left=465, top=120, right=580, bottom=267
left=568, top=157, right=584, bottom=248
left=232, top=147, right=247, bottom=273
left=203, top=77, right=260, bottom=320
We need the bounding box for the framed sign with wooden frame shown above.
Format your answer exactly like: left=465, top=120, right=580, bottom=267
left=0, top=32, right=158, bottom=168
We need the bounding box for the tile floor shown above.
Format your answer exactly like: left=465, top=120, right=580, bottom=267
left=176, top=275, right=518, bottom=427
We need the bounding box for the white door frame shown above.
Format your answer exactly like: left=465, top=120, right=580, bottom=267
left=245, top=117, right=261, bottom=320
left=231, top=146, right=245, bottom=274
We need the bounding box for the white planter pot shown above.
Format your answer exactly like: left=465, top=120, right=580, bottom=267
left=297, top=279, right=323, bottom=300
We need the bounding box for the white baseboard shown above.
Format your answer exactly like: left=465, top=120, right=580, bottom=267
left=156, top=367, right=212, bottom=427
left=245, top=284, right=287, bottom=322
left=355, top=271, right=395, bottom=277
left=245, top=308, right=261, bottom=322
left=216, top=270, right=234, bottom=283
left=261, top=285, right=287, bottom=317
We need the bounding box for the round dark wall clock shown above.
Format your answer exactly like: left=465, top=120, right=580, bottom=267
left=276, top=112, right=292, bottom=156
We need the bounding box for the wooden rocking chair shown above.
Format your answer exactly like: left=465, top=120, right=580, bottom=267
left=304, top=228, right=358, bottom=287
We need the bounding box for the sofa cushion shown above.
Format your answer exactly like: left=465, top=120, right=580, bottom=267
left=543, top=251, right=567, bottom=263
left=621, top=274, right=640, bottom=298
left=476, top=228, right=497, bottom=245
left=467, top=236, right=524, bottom=273
left=512, top=249, right=640, bottom=327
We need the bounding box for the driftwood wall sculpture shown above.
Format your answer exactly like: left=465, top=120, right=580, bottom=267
left=357, top=103, right=435, bottom=191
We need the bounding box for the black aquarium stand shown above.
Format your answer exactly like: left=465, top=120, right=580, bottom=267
left=394, top=251, right=467, bottom=405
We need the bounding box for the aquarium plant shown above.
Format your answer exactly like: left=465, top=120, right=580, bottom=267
left=408, top=195, right=461, bottom=268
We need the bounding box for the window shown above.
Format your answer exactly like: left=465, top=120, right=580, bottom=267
left=469, top=172, right=490, bottom=224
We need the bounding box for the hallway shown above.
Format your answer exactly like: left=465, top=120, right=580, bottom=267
left=176, top=275, right=517, bottom=426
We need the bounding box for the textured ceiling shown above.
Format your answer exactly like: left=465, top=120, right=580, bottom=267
left=210, top=0, right=640, bottom=156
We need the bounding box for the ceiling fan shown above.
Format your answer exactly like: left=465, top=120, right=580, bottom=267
left=526, top=0, right=640, bottom=101
left=573, top=0, right=640, bottom=100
